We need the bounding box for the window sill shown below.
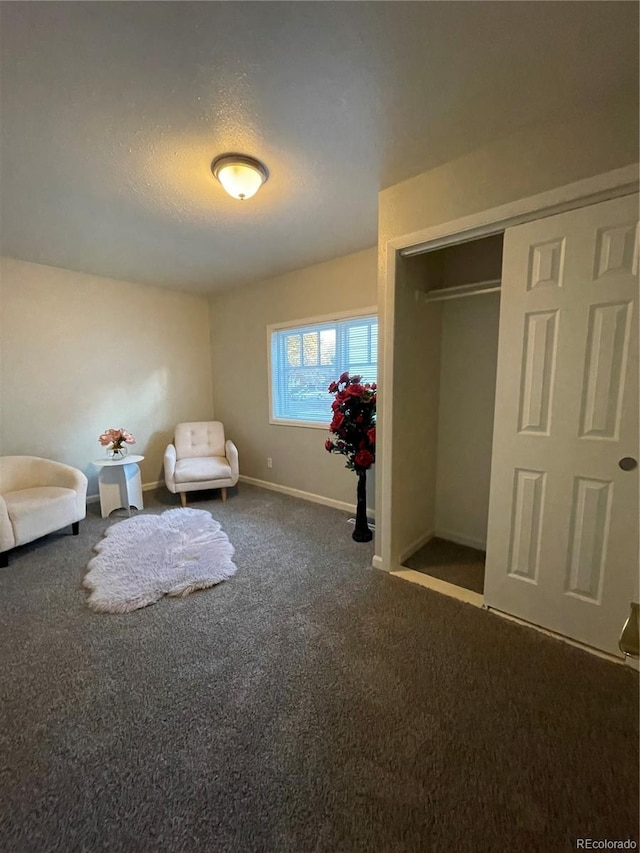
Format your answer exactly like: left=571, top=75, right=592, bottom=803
left=269, top=418, right=329, bottom=430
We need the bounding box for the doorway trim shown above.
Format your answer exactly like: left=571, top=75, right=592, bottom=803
left=376, top=163, right=639, bottom=577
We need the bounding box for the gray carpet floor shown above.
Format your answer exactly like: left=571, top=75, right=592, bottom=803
left=0, top=484, right=638, bottom=853
left=403, top=537, right=486, bottom=594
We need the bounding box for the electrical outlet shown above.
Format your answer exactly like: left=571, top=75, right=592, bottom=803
left=267, top=457, right=273, bottom=469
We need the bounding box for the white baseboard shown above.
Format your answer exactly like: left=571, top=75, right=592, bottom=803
left=398, top=530, right=434, bottom=565
left=371, top=554, right=384, bottom=571
left=434, top=528, right=486, bottom=551
left=238, top=474, right=375, bottom=518
left=391, top=568, right=484, bottom=608
left=88, top=475, right=376, bottom=521
left=624, top=655, right=640, bottom=672
left=390, top=570, right=633, bottom=666
left=487, top=607, right=630, bottom=666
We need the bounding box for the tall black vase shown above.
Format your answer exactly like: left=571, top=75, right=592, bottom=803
left=352, top=469, right=373, bottom=542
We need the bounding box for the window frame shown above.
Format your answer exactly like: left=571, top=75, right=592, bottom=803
left=267, top=306, right=378, bottom=429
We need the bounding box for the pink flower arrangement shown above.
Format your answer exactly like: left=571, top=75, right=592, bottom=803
left=98, top=428, right=136, bottom=452
left=325, top=372, right=376, bottom=471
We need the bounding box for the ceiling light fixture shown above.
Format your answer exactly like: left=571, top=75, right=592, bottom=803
left=211, top=154, right=269, bottom=201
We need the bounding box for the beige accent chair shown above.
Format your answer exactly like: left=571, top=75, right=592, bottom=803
left=0, top=456, right=88, bottom=567
left=164, top=422, right=239, bottom=506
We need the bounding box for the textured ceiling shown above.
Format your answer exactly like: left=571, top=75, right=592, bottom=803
left=1, top=1, right=638, bottom=293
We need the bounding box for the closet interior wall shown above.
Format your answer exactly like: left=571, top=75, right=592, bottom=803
left=434, top=291, right=500, bottom=550
left=394, top=234, right=504, bottom=567
left=391, top=253, right=443, bottom=564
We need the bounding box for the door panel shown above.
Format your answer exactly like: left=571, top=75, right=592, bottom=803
left=485, top=194, right=639, bottom=656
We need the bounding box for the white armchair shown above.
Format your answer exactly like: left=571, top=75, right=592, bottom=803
left=0, top=456, right=88, bottom=567
left=164, top=421, right=239, bottom=506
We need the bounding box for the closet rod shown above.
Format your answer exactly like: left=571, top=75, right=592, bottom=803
left=415, top=278, right=501, bottom=304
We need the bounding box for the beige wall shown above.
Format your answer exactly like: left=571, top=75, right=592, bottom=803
left=434, top=292, right=500, bottom=549
left=391, top=256, right=442, bottom=561
left=377, top=94, right=639, bottom=566
left=209, top=247, right=377, bottom=510
left=0, top=257, right=214, bottom=496
left=379, top=95, right=639, bottom=245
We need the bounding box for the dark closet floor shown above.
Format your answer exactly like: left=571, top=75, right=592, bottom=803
left=403, top=536, right=486, bottom=594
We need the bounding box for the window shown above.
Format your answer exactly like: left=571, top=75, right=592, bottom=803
left=269, top=311, right=378, bottom=426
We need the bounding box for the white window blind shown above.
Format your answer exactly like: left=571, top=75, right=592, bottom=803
left=270, top=315, right=378, bottom=425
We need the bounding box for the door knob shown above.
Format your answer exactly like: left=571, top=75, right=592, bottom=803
left=618, top=457, right=638, bottom=471
left=619, top=603, right=640, bottom=658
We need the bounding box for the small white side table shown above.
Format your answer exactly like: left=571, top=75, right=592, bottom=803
left=92, top=455, right=145, bottom=519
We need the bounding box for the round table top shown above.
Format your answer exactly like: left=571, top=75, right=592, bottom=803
left=92, top=454, right=145, bottom=468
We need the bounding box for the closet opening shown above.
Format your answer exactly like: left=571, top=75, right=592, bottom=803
left=399, top=232, right=504, bottom=596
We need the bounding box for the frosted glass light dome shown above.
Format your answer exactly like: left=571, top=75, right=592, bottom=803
left=211, top=154, right=269, bottom=201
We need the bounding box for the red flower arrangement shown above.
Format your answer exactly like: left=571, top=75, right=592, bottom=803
left=325, top=371, right=376, bottom=471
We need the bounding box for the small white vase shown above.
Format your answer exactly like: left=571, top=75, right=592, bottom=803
left=107, top=445, right=128, bottom=460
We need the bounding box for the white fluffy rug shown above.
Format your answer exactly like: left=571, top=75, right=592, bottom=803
left=84, top=508, right=237, bottom=613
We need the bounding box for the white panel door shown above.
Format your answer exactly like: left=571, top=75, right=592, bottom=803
left=485, top=194, right=638, bottom=656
